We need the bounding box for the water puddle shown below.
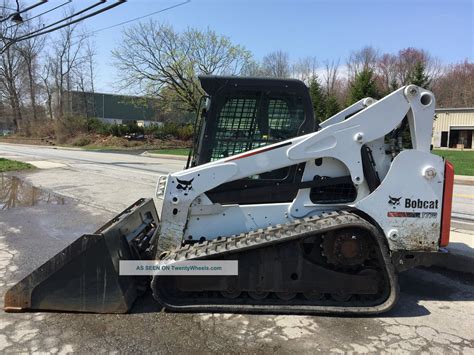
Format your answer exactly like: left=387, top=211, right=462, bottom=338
left=0, top=174, right=66, bottom=210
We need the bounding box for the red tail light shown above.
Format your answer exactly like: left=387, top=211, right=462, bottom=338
left=440, top=160, right=454, bottom=247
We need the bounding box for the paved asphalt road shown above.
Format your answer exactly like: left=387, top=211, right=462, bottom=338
left=0, top=144, right=473, bottom=353
left=0, top=144, right=186, bottom=213
left=452, top=184, right=474, bottom=225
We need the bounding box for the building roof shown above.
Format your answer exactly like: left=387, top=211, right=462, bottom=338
left=70, top=91, right=158, bottom=121
left=435, top=107, right=474, bottom=113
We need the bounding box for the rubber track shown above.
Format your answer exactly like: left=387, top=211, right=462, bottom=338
left=152, top=211, right=399, bottom=314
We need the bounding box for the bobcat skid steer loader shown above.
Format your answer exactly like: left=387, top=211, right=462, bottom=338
left=4, top=76, right=454, bottom=314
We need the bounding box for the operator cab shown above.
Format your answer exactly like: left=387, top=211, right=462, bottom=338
left=186, top=76, right=316, bottom=204
left=189, top=75, right=316, bottom=167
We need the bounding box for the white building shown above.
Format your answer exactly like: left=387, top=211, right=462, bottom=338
left=432, top=108, right=474, bottom=149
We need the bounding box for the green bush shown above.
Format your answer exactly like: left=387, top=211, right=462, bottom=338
left=126, top=121, right=144, bottom=135
left=109, top=124, right=124, bottom=137
left=71, top=136, right=92, bottom=147
left=146, top=122, right=193, bottom=140
left=107, top=121, right=144, bottom=137
left=54, top=115, right=88, bottom=143
left=50, top=116, right=191, bottom=141
left=176, top=124, right=193, bottom=140
left=87, top=118, right=110, bottom=135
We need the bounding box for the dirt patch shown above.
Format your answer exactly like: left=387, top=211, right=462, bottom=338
left=0, top=134, right=190, bottom=151
left=0, top=136, right=55, bottom=146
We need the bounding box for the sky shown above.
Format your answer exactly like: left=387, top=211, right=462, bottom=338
left=33, top=0, right=474, bottom=93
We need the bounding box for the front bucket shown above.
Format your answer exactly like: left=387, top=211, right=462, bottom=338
left=4, top=198, right=159, bottom=313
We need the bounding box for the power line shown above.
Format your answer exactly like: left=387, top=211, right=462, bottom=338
left=42, top=0, right=191, bottom=48
left=0, top=0, right=47, bottom=23
left=19, top=0, right=107, bottom=36
left=6, top=0, right=72, bottom=29
left=2, top=0, right=190, bottom=53
left=20, top=0, right=126, bottom=40
left=80, top=0, right=191, bottom=37
left=1, top=0, right=126, bottom=53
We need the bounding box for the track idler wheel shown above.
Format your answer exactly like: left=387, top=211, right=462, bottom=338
left=303, top=291, right=324, bottom=301
left=276, top=292, right=297, bottom=301
left=221, top=289, right=241, bottom=299
left=248, top=291, right=269, bottom=300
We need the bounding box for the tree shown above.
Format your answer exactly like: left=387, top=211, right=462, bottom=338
left=39, top=60, right=54, bottom=120
left=292, top=56, right=318, bottom=84
left=16, top=22, right=45, bottom=122
left=308, top=76, right=326, bottom=123
left=261, top=50, right=290, bottom=78
left=323, top=60, right=340, bottom=95
left=0, top=46, right=23, bottom=131
left=348, top=68, right=380, bottom=104
left=325, top=94, right=340, bottom=120
left=241, top=60, right=265, bottom=76
left=406, top=60, right=431, bottom=88
left=75, top=40, right=97, bottom=119
left=321, top=60, right=343, bottom=120
left=48, top=23, right=88, bottom=119
left=432, top=60, right=474, bottom=107
left=377, top=53, right=398, bottom=94
left=372, top=47, right=442, bottom=95
left=112, top=21, right=252, bottom=113
left=396, top=48, right=441, bottom=87
left=347, top=46, right=379, bottom=78
left=0, top=18, right=24, bottom=131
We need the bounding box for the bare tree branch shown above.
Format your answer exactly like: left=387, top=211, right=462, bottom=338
left=112, top=21, right=252, bottom=113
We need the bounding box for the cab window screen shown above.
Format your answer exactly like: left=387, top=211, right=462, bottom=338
left=211, top=95, right=264, bottom=161
left=269, top=99, right=292, bottom=129
left=210, top=91, right=304, bottom=162
left=268, top=97, right=305, bottom=138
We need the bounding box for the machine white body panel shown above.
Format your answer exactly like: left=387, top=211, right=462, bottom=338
left=356, top=150, right=444, bottom=251
left=156, top=85, right=442, bottom=255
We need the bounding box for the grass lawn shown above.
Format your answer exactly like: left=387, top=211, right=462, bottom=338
left=433, top=149, right=474, bottom=176
left=0, top=158, right=35, bottom=172
left=150, top=148, right=190, bottom=156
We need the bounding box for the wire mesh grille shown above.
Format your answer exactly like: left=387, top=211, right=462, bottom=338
left=210, top=95, right=304, bottom=161
left=211, top=97, right=261, bottom=161
left=310, top=177, right=357, bottom=204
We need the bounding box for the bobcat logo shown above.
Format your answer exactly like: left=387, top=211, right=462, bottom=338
left=176, top=177, right=194, bottom=192
left=388, top=196, right=402, bottom=206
